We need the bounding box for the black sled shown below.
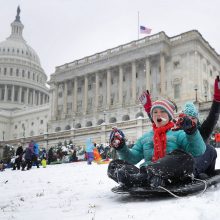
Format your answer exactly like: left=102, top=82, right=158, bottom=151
left=111, top=169, right=220, bottom=198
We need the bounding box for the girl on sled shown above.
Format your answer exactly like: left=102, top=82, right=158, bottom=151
left=107, top=99, right=207, bottom=188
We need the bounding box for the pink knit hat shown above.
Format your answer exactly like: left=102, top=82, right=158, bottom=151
left=150, top=99, right=176, bottom=120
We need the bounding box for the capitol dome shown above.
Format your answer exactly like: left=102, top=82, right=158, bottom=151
left=0, top=7, right=49, bottom=111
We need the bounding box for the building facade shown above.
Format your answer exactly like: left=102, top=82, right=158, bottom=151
left=0, top=8, right=220, bottom=155
left=49, top=30, right=220, bottom=134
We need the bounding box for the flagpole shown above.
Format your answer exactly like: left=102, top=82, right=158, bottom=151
left=138, top=11, right=139, bottom=40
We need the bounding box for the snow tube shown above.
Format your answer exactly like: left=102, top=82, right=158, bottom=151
left=111, top=169, right=220, bottom=198
left=41, top=159, right=47, bottom=168
left=93, top=148, right=102, bottom=162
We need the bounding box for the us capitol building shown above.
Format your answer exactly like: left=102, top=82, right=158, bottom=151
left=0, top=7, right=220, bottom=153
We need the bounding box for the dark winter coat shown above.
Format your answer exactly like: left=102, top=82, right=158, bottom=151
left=199, top=100, right=220, bottom=143
left=24, top=147, right=33, bottom=160
left=16, top=146, right=23, bottom=157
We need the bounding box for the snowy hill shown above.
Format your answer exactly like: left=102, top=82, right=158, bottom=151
left=1, top=149, right=220, bottom=220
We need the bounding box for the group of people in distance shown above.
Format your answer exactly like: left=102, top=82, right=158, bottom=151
left=12, top=140, right=41, bottom=171
left=107, top=76, right=220, bottom=188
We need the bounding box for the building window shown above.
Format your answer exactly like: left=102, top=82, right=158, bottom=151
left=16, top=69, right=19, bottom=76
left=174, top=84, right=180, bottom=99
left=88, top=84, right=92, bottom=90
left=28, top=71, right=30, bottom=79
left=210, top=70, right=213, bottom=77
left=99, top=81, right=102, bottom=87
left=77, top=87, right=81, bottom=93
left=22, top=70, right=25, bottom=77
left=15, top=125, right=17, bottom=129
left=31, top=122, right=34, bottom=126
left=123, top=75, right=126, bottom=82
left=40, top=120, right=43, bottom=124
left=58, top=92, right=62, bottom=98
left=67, top=90, right=71, bottom=95
left=4, top=68, right=7, bottom=75
left=10, top=68, right=13, bottom=76
left=203, top=64, right=207, bottom=72
left=173, top=61, right=180, bottom=69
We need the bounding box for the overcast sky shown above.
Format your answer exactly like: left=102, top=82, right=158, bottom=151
left=1, top=0, right=220, bottom=79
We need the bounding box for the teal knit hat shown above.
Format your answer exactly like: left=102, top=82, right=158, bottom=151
left=183, top=102, right=199, bottom=119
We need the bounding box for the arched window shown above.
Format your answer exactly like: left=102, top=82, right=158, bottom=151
left=75, top=123, right=81, bottom=129
left=55, top=127, right=61, bottom=132
left=86, top=121, right=93, bottom=127
left=97, top=119, right=104, bottom=125
left=135, top=112, right=144, bottom=119
left=122, top=115, right=130, bottom=121
left=109, top=117, right=117, bottom=123
left=65, top=125, right=71, bottom=130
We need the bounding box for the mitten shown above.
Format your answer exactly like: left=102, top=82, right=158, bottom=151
left=214, top=76, right=220, bottom=102
left=173, top=114, right=197, bottom=135
left=109, top=127, right=125, bottom=149
left=138, top=90, right=152, bottom=113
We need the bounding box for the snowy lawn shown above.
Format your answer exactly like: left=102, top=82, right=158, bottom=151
left=1, top=149, right=220, bottom=220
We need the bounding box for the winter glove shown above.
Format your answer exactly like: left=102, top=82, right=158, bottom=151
left=138, top=90, right=152, bottom=114
left=172, top=113, right=197, bottom=135
left=109, top=127, right=125, bottom=149
left=214, top=76, right=220, bottom=102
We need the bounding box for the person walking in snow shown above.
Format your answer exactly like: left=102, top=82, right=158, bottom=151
left=12, top=143, right=23, bottom=170
left=85, top=138, right=95, bottom=165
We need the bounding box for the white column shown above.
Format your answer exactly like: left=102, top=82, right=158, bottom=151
left=72, top=78, right=78, bottom=113
left=0, top=87, right=2, bottom=100
left=119, top=65, right=123, bottom=105
left=95, top=72, right=99, bottom=109
left=160, top=54, right=165, bottom=96
left=131, top=61, right=137, bottom=103
left=33, top=90, right=36, bottom=105
left=53, top=84, right=58, bottom=119
left=11, top=85, right=15, bottom=102
left=63, top=82, right=67, bottom=115
left=37, top=91, right=41, bottom=105
left=106, top=69, right=111, bottom=107
left=4, top=85, right=8, bottom=101
left=145, top=58, right=151, bottom=91
left=26, top=88, right=29, bottom=104
left=84, top=76, right=88, bottom=114
left=19, top=86, right=22, bottom=103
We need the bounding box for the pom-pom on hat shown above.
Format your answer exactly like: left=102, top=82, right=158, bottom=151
left=183, top=102, right=199, bottom=119
left=150, top=99, right=176, bottom=120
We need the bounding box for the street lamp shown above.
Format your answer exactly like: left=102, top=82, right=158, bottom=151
left=204, top=92, right=208, bottom=102
left=72, top=118, right=75, bottom=129
left=103, top=111, right=106, bottom=123
left=22, top=124, right=25, bottom=138
left=2, top=131, right=5, bottom=141
left=194, top=85, right=198, bottom=102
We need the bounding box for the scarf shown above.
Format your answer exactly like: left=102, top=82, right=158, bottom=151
left=152, top=121, right=174, bottom=162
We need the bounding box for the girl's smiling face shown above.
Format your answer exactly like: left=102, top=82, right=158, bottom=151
left=152, top=108, right=169, bottom=127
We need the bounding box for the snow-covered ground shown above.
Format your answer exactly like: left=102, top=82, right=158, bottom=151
left=1, top=149, right=220, bottom=220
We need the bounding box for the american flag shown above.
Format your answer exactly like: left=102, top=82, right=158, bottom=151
left=140, top=25, right=152, bottom=34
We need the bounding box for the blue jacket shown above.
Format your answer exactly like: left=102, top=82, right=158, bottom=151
left=118, top=129, right=206, bottom=167
left=33, top=143, right=39, bottom=155
left=86, top=138, right=95, bottom=152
